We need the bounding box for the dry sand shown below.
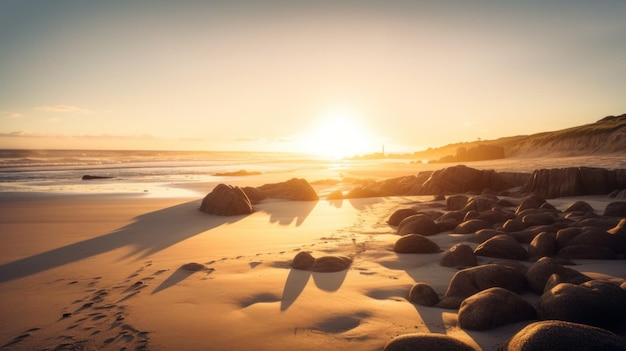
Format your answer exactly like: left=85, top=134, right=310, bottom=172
left=1, top=158, right=625, bottom=351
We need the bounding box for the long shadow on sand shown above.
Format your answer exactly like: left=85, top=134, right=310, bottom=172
left=0, top=200, right=243, bottom=283
left=280, top=268, right=349, bottom=311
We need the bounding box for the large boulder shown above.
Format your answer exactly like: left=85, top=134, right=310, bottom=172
left=199, top=184, right=253, bottom=216
left=537, top=280, right=626, bottom=329
left=454, top=219, right=492, bottom=234
left=397, top=214, right=438, bottom=236
left=521, top=167, right=626, bottom=198
left=500, top=320, right=626, bottom=351
left=525, top=257, right=590, bottom=294
left=388, top=208, right=418, bottom=226
left=439, top=243, right=477, bottom=268
left=528, top=232, right=557, bottom=259
left=457, top=287, right=537, bottom=330
left=393, top=234, right=440, bottom=254
left=408, top=283, right=440, bottom=306
left=412, top=165, right=518, bottom=195
left=437, top=264, right=527, bottom=309
left=604, top=201, right=626, bottom=217
left=384, top=333, right=477, bottom=351
left=256, top=178, right=319, bottom=201
left=473, top=234, right=528, bottom=260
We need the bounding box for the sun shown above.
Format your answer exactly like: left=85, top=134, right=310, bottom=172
left=300, top=107, right=377, bottom=159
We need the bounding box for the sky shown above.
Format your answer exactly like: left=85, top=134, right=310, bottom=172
left=1, top=0, right=625, bottom=156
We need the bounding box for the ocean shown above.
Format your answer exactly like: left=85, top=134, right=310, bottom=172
left=0, top=149, right=336, bottom=196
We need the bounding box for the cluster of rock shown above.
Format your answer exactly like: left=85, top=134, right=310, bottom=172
left=199, top=178, right=318, bottom=215
left=385, top=194, right=626, bottom=350
left=290, top=251, right=352, bottom=273
left=334, top=165, right=626, bottom=200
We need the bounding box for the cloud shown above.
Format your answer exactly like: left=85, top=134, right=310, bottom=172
left=0, top=130, right=40, bottom=137
left=1, top=111, right=22, bottom=118
left=34, top=105, right=92, bottom=113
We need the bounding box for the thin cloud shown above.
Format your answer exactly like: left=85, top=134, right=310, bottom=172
left=34, top=105, right=92, bottom=113
left=0, top=130, right=39, bottom=137
left=1, top=111, right=22, bottom=118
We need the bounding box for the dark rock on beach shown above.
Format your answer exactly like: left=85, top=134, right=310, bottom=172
left=500, top=320, right=626, bottom=351
left=82, top=175, right=113, bottom=180
left=256, top=178, right=319, bottom=201
left=437, top=263, right=527, bottom=309
left=408, top=283, right=440, bottom=306
left=291, top=252, right=352, bottom=272
left=397, top=214, right=438, bottom=236
left=474, top=234, right=528, bottom=260
left=384, top=333, right=478, bottom=351
left=199, top=184, right=253, bottom=216
left=521, top=167, right=626, bottom=198
left=393, top=234, right=440, bottom=254
left=388, top=208, right=418, bottom=226
left=439, top=243, right=477, bottom=268
left=537, top=280, right=626, bottom=329
left=457, top=287, right=537, bottom=330
left=525, top=257, right=590, bottom=294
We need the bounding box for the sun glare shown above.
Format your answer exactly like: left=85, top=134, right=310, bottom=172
left=301, top=107, right=376, bottom=159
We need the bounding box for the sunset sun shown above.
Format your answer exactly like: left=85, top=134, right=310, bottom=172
left=301, top=107, right=377, bottom=159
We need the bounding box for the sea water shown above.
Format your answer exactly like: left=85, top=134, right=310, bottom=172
left=0, top=149, right=332, bottom=196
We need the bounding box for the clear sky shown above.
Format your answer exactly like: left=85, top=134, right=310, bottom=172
left=1, top=0, right=625, bottom=157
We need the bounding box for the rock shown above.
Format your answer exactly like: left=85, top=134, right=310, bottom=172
left=242, top=186, right=266, bottom=204
left=180, top=262, right=206, bottom=272
left=501, top=219, right=528, bottom=232
left=564, top=200, right=595, bottom=213
left=393, top=234, right=440, bottom=254
left=474, top=234, right=528, bottom=260
left=469, top=229, right=505, bottom=243
left=521, top=167, right=626, bottom=198
left=555, top=227, right=583, bottom=250
left=537, top=280, right=626, bottom=329
left=388, top=208, right=418, bottom=226
left=563, top=226, right=626, bottom=254
left=500, top=320, right=626, bottom=351
left=557, top=245, right=617, bottom=260
left=439, top=244, right=477, bottom=268
left=446, top=194, right=470, bottom=211
left=509, top=230, right=538, bottom=244
left=384, top=333, right=478, bottom=351
left=408, top=283, right=440, bottom=306
left=608, top=218, right=626, bottom=235
left=397, top=214, right=438, bottom=236
left=435, top=219, right=459, bottom=232
left=199, top=184, right=253, bottom=216
left=312, top=256, right=352, bottom=272
left=525, top=257, right=591, bottom=294
left=476, top=209, right=510, bottom=225
left=81, top=175, right=113, bottom=180
left=454, top=219, right=492, bottom=234
left=528, top=232, right=557, bottom=259
left=437, top=264, right=527, bottom=309
left=515, top=195, right=547, bottom=214
left=326, top=190, right=344, bottom=200
left=578, top=217, right=621, bottom=230
left=521, top=212, right=556, bottom=227
left=458, top=287, right=537, bottom=330
left=414, top=165, right=518, bottom=195
left=256, top=178, right=318, bottom=201
left=604, top=201, right=626, bottom=217
left=345, top=186, right=380, bottom=198
left=291, top=251, right=316, bottom=270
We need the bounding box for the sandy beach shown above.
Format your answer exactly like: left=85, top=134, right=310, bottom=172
left=1, top=159, right=626, bottom=351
